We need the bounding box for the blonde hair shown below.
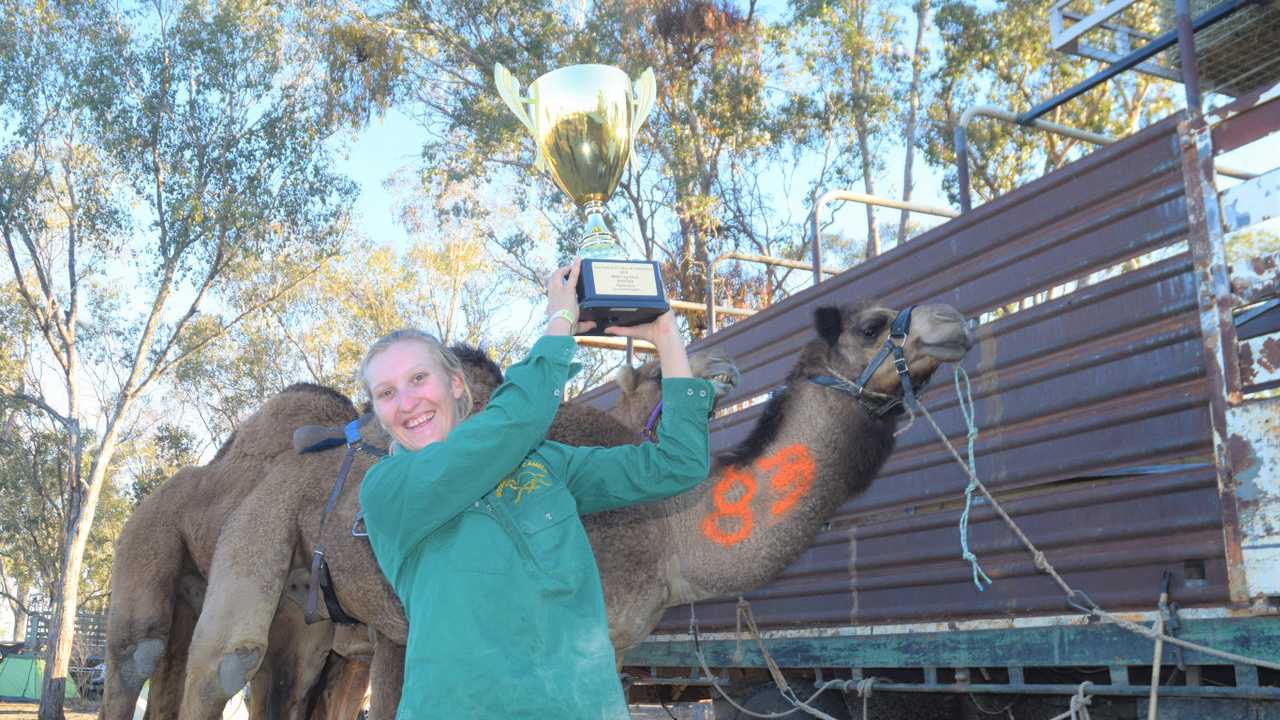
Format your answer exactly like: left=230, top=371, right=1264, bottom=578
left=358, top=328, right=474, bottom=424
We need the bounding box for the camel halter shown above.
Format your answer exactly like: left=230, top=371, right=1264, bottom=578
left=809, top=305, right=922, bottom=418
left=640, top=399, right=663, bottom=442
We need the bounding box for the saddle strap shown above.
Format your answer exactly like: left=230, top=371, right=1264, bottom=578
left=305, top=428, right=359, bottom=625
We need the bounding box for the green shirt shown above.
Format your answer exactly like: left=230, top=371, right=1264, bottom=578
left=360, top=336, right=713, bottom=719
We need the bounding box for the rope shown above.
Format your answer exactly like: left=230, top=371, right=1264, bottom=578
left=689, top=602, right=847, bottom=719
left=854, top=677, right=878, bottom=719
left=916, top=399, right=1280, bottom=672
left=1045, top=682, right=1093, bottom=720
left=953, top=366, right=992, bottom=591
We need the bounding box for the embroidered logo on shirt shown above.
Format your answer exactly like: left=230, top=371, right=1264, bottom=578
left=495, top=459, right=551, bottom=503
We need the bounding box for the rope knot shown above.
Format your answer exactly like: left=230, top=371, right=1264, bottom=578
left=855, top=677, right=877, bottom=698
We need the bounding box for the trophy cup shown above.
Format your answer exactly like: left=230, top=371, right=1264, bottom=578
left=494, top=63, right=669, bottom=333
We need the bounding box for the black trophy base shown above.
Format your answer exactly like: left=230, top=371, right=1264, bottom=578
left=574, top=258, right=670, bottom=336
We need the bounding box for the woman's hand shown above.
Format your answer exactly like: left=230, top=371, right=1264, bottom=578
left=606, top=310, right=692, bottom=378
left=544, top=259, right=595, bottom=336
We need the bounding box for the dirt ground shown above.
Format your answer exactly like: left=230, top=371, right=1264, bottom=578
left=0, top=700, right=98, bottom=720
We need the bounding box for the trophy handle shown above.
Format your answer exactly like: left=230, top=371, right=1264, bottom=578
left=494, top=63, right=548, bottom=172
left=494, top=63, right=535, bottom=135
left=630, top=68, right=657, bottom=145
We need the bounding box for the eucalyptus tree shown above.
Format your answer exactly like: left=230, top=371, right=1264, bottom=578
left=923, top=0, right=1176, bottom=207
left=328, top=0, right=826, bottom=338
left=0, top=2, right=357, bottom=715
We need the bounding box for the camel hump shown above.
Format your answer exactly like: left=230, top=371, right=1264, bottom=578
left=217, top=383, right=359, bottom=461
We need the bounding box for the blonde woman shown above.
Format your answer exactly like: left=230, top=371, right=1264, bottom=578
left=358, top=259, right=713, bottom=718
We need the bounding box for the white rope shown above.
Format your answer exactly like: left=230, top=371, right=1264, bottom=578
left=688, top=602, right=847, bottom=719
left=1045, top=682, right=1093, bottom=720
left=953, top=366, right=992, bottom=591
left=918, top=393, right=1280, bottom=673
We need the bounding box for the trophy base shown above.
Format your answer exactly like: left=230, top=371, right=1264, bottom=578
left=574, top=258, right=670, bottom=336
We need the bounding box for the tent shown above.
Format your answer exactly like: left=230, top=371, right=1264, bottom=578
left=0, top=654, right=78, bottom=701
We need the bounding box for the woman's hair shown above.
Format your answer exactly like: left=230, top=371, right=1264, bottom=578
left=358, top=328, right=474, bottom=425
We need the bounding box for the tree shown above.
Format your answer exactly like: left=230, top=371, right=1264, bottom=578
left=923, top=0, right=1176, bottom=207
left=0, top=2, right=356, bottom=715
left=327, top=0, right=827, bottom=340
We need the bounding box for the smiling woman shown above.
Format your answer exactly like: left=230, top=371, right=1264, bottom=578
left=355, top=259, right=714, bottom=719
left=359, top=330, right=472, bottom=451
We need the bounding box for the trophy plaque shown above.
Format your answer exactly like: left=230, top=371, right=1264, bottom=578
left=494, top=62, right=669, bottom=333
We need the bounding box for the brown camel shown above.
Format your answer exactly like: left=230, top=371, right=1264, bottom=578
left=179, top=302, right=970, bottom=720
left=100, top=349, right=507, bottom=720
left=102, top=345, right=734, bottom=720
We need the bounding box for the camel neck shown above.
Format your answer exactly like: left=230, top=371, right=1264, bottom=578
left=668, top=383, right=897, bottom=604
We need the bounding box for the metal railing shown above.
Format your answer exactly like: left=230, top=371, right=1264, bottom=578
left=705, top=251, right=842, bottom=333
left=955, top=105, right=1258, bottom=211
left=809, top=190, right=960, bottom=271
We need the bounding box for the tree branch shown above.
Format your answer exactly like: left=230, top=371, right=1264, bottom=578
left=0, top=392, right=71, bottom=430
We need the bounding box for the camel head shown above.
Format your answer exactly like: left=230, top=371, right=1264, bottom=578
left=612, top=350, right=742, bottom=432
left=809, top=302, right=974, bottom=412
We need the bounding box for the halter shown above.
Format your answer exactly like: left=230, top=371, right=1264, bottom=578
left=809, top=305, right=923, bottom=418
left=641, top=400, right=663, bottom=442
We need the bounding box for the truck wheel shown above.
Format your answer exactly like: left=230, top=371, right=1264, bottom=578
left=712, top=683, right=852, bottom=720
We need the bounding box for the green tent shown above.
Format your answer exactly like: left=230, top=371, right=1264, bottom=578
left=0, top=655, right=78, bottom=701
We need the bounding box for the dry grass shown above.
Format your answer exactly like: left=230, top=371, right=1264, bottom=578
left=0, top=700, right=98, bottom=720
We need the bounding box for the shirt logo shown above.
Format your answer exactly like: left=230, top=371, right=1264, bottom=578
left=494, top=459, right=551, bottom=503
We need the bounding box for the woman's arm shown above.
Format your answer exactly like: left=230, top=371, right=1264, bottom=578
left=360, top=261, right=589, bottom=557
left=552, top=311, right=713, bottom=513
left=550, top=376, right=714, bottom=514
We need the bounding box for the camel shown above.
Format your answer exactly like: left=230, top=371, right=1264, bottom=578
left=178, top=301, right=971, bottom=720
left=102, top=345, right=734, bottom=720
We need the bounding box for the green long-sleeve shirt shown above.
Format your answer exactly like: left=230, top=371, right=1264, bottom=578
left=359, top=336, right=713, bottom=719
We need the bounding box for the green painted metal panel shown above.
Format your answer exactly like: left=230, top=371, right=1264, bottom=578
left=622, top=617, right=1280, bottom=670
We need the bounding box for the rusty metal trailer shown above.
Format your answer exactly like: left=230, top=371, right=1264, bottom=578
left=582, top=84, right=1280, bottom=717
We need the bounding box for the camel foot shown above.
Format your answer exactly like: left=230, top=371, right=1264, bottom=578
left=218, top=647, right=263, bottom=696
left=126, top=638, right=165, bottom=686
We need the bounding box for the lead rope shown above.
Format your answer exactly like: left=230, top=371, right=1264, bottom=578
left=1045, top=682, right=1093, bottom=720
left=917, top=393, right=1280, bottom=672
left=689, top=602, right=846, bottom=719
left=954, top=367, right=992, bottom=591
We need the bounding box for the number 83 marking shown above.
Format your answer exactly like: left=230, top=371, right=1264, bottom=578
left=701, top=444, right=815, bottom=547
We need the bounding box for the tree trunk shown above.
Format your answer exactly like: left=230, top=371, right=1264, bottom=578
left=897, top=0, right=930, bottom=245
left=854, top=117, right=881, bottom=258
left=39, top=427, right=118, bottom=720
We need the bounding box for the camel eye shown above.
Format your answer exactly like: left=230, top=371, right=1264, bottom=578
left=860, top=318, right=886, bottom=339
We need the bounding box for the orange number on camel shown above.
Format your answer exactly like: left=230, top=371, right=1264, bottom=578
left=701, top=466, right=756, bottom=546
left=759, top=444, right=815, bottom=517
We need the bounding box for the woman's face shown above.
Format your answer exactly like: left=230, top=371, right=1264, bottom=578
left=365, top=340, right=464, bottom=452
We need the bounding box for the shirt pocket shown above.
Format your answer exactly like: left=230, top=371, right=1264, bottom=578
left=512, top=485, right=580, bottom=569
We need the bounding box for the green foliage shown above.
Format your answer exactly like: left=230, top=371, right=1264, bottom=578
left=0, top=0, right=361, bottom=689
left=923, top=0, right=1176, bottom=206
left=0, top=414, right=131, bottom=614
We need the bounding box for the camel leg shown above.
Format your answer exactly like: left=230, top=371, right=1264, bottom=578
left=307, top=652, right=371, bottom=720
left=179, top=492, right=299, bottom=720
left=140, top=585, right=202, bottom=720
left=247, top=571, right=334, bottom=720
left=366, top=631, right=404, bottom=720
left=101, top=513, right=189, bottom=720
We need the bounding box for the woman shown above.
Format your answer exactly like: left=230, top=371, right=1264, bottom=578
left=358, top=259, right=714, bottom=719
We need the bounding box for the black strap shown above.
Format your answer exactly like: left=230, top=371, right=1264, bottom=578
left=813, top=305, right=920, bottom=417
left=306, top=440, right=358, bottom=625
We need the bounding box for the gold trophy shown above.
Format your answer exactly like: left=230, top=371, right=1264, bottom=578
left=494, top=63, right=669, bottom=333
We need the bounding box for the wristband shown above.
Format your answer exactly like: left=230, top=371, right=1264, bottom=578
left=547, top=309, right=577, bottom=327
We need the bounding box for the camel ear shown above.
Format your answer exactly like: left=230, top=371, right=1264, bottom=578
left=615, top=364, right=640, bottom=394
left=814, top=306, right=843, bottom=346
